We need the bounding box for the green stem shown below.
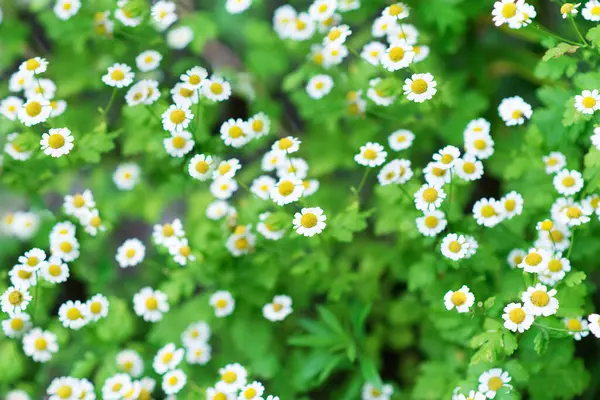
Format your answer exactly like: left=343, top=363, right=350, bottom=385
left=568, top=15, right=589, bottom=47
left=533, top=23, right=583, bottom=46
left=145, top=105, right=162, bottom=123
left=32, top=272, right=40, bottom=324
left=534, top=322, right=571, bottom=333
left=103, top=88, right=118, bottom=117
left=447, top=170, right=454, bottom=219
left=567, top=229, right=576, bottom=259
left=356, top=168, right=370, bottom=195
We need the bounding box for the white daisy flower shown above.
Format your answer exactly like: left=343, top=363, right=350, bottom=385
left=454, top=155, right=484, bottom=181
left=511, top=2, right=536, bottom=28
left=500, top=191, right=523, bottom=219
left=464, top=118, right=491, bottom=138
left=492, top=0, right=525, bottom=27
left=102, top=374, right=133, bottom=399
left=271, top=176, right=304, bottom=205
left=206, top=200, right=233, bottom=220
left=161, top=104, right=193, bottom=132
left=218, top=363, right=248, bottom=393
left=323, top=24, right=351, bottom=46
left=273, top=5, right=297, bottom=38
left=168, top=238, right=196, bottom=266
left=248, top=112, right=270, bottom=138
left=522, top=284, right=559, bottom=316
left=1, top=286, right=32, bottom=314
left=115, top=1, right=142, bottom=26
left=478, top=368, right=512, bottom=398
left=251, top=175, right=277, bottom=200
left=220, top=118, right=252, bottom=148
left=9, top=71, right=34, bottom=92
left=380, top=43, right=414, bottom=71
left=307, top=74, right=334, bottom=99
left=0, top=96, right=24, bottom=120
left=17, top=247, right=47, bottom=269
left=1, top=312, right=32, bottom=338
left=188, top=154, right=215, bottom=181
left=18, top=97, right=52, bottom=126
left=40, top=127, right=74, bottom=158
left=19, top=57, right=48, bottom=75
left=498, top=95, right=532, bottom=126
left=214, top=158, right=242, bottom=179
left=12, top=211, right=41, bottom=240
left=465, top=134, right=494, bottom=159
left=50, top=235, right=80, bottom=262
left=416, top=210, right=447, bottom=237
left=414, top=183, right=446, bottom=212
left=226, top=229, right=256, bottom=257
left=210, top=291, right=235, bottom=317
left=102, top=63, right=134, bottom=88
left=239, top=381, right=265, bottom=400
left=25, top=78, right=56, bottom=100
left=133, top=287, right=169, bottom=322
left=87, top=293, right=109, bottom=321
left=117, top=350, right=144, bottom=377
left=444, top=285, right=475, bottom=313
left=361, top=41, right=386, bottom=66
left=171, top=82, right=198, bottom=107
left=472, top=198, right=503, bottom=228
left=4, top=132, right=32, bottom=161
left=186, top=342, right=212, bottom=365
left=207, top=387, right=236, bottom=400
left=588, top=313, right=600, bottom=338
left=367, top=78, right=397, bottom=106
left=142, top=79, right=161, bottom=104
left=293, top=207, right=327, bottom=237
left=322, top=42, right=349, bottom=67
left=388, top=129, right=414, bottom=151
left=263, top=295, right=293, bottom=321
left=502, top=302, right=534, bottom=334
left=387, top=23, right=419, bottom=45
left=210, top=177, right=239, bottom=200
left=181, top=321, right=211, bottom=346
left=163, top=130, right=195, bottom=157
left=257, top=212, right=286, bottom=240
left=47, top=376, right=82, bottom=399
left=518, top=247, right=551, bottom=273
left=371, top=16, right=398, bottom=38
left=553, top=169, right=584, bottom=196
left=80, top=208, right=106, bottom=237
left=377, top=159, right=413, bottom=185
left=116, top=238, right=146, bottom=268
left=58, top=300, right=90, bottom=330
left=151, top=1, right=177, bottom=31
left=180, top=66, right=208, bottom=90
left=558, top=202, right=592, bottom=227
left=226, top=0, right=252, bottom=14
left=440, top=233, right=470, bottom=261
left=423, top=162, right=451, bottom=186
left=153, top=343, right=184, bottom=375
left=277, top=156, right=310, bottom=179
left=23, top=328, right=58, bottom=363
left=9, top=265, right=37, bottom=288
left=136, top=50, right=162, bottom=72
left=166, top=25, right=194, bottom=49
left=403, top=73, right=437, bottom=103
left=152, top=219, right=185, bottom=247
left=362, top=382, right=393, bottom=400
left=564, top=317, right=589, bottom=340
left=383, top=2, right=410, bottom=19
left=355, top=142, right=387, bottom=167
left=125, top=82, right=149, bottom=106
left=50, top=99, right=67, bottom=118
left=202, top=76, right=232, bottom=102
left=412, top=45, right=431, bottom=64
left=505, top=248, right=524, bottom=268
left=583, top=1, right=600, bottom=21
left=113, top=162, right=141, bottom=191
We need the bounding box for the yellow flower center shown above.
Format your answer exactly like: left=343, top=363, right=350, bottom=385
left=530, top=290, right=550, bottom=307
left=525, top=252, right=542, bottom=266
left=389, top=46, right=405, bottom=62
left=509, top=307, right=526, bottom=324
left=561, top=3, right=575, bottom=14
left=481, top=205, right=497, bottom=218
left=272, top=303, right=284, bottom=312
left=252, top=119, right=264, bottom=132
left=583, top=96, right=596, bottom=108
left=424, top=216, right=438, bottom=228
left=66, top=307, right=82, bottom=320
left=328, top=29, right=341, bottom=41
left=473, top=139, right=487, bottom=150
left=10, top=318, right=24, bottom=330
left=189, top=75, right=201, bottom=85
left=18, top=269, right=32, bottom=279
left=26, top=58, right=41, bottom=71
left=179, top=88, right=194, bottom=98
left=550, top=229, right=564, bottom=242
left=49, top=264, right=62, bottom=277
left=410, top=79, right=428, bottom=94
left=235, top=237, right=248, bottom=249
left=448, top=241, right=461, bottom=253
left=172, top=136, right=186, bottom=149
left=48, top=134, right=66, bottom=149
left=34, top=337, right=47, bottom=350
left=216, top=299, right=228, bottom=309
left=244, top=388, right=257, bottom=399
left=210, top=82, right=224, bottom=95
left=145, top=297, right=158, bottom=310
left=90, top=216, right=102, bottom=228
left=214, top=393, right=227, bottom=400
left=422, top=188, right=438, bottom=202
left=567, top=318, right=582, bottom=331
left=501, top=3, right=517, bottom=18
left=463, top=162, right=476, bottom=174
left=363, top=149, right=377, bottom=160
left=547, top=259, right=563, bottom=272
left=27, top=256, right=39, bottom=267
left=8, top=291, right=23, bottom=305
left=432, top=167, right=445, bottom=177
left=511, top=110, right=523, bottom=119
left=566, top=206, right=582, bottom=218
left=389, top=4, right=403, bottom=15
left=504, top=199, right=516, bottom=211
left=60, top=241, right=73, bottom=253
left=562, top=176, right=575, bottom=187
left=592, top=5, right=600, bottom=15
left=162, top=352, right=173, bottom=363
left=168, top=376, right=178, bottom=385
left=222, top=371, right=237, bottom=383
left=315, top=81, right=324, bottom=90
left=179, top=245, right=191, bottom=257
left=57, top=385, right=72, bottom=398
left=229, top=126, right=244, bottom=138
left=111, top=69, right=125, bottom=81
left=540, top=220, right=553, bottom=230
left=170, top=110, right=186, bottom=124
left=451, top=291, right=467, bottom=306
left=278, top=180, right=295, bottom=196
left=90, top=301, right=102, bottom=314
left=73, top=194, right=86, bottom=208
left=25, top=101, right=42, bottom=117
left=195, top=161, right=209, bottom=173
left=301, top=213, right=318, bottom=228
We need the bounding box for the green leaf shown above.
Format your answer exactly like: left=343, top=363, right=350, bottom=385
left=542, top=43, right=579, bottom=62
left=564, top=271, right=586, bottom=287
left=534, top=329, right=549, bottom=355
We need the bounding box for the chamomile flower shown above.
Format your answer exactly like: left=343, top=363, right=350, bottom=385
left=388, top=129, right=414, bottom=151
left=221, top=118, right=252, bottom=148
left=226, top=0, right=252, bottom=14
left=58, top=300, right=90, bottom=330
left=181, top=321, right=211, bottom=346
left=181, top=66, right=208, bottom=89
left=323, top=24, right=351, bottom=46
left=168, top=238, right=196, bottom=266
left=522, top=284, right=559, bottom=316
left=171, top=82, right=198, bottom=107
left=113, top=162, right=141, bottom=191
left=472, top=198, right=503, bottom=228
left=293, top=207, right=327, bottom=237
left=414, top=183, right=446, bottom=212
left=239, top=382, right=265, bottom=400
left=18, top=248, right=47, bottom=269
left=416, top=210, right=447, bottom=237
left=115, top=1, right=142, bottom=26
left=19, top=57, right=48, bottom=75
left=498, top=95, right=532, bottom=126
left=251, top=175, right=277, bottom=200
left=403, top=73, right=437, bottom=103
left=507, top=248, right=526, bottom=268
left=117, top=350, right=144, bottom=377
left=9, top=71, right=33, bottom=92
left=133, top=287, right=169, bottom=322
left=1, top=286, right=32, bottom=314
left=136, top=50, right=162, bottom=72
left=564, top=317, right=589, bottom=340
left=362, top=382, right=394, bottom=400
left=248, top=112, right=271, bottom=138
left=26, top=78, right=56, bottom=99
left=218, top=363, right=248, bottom=392
left=583, top=193, right=600, bottom=213
left=214, top=158, right=242, bottom=179
left=202, top=76, right=232, bottom=102
left=273, top=5, right=297, bottom=38
left=188, top=154, right=215, bottom=181
left=40, top=127, right=74, bottom=158
left=464, top=118, right=491, bottom=138
left=378, top=159, right=413, bottom=185
left=125, top=82, right=149, bottom=106
left=561, top=3, right=580, bottom=18
left=166, top=25, right=194, bottom=49
left=372, top=16, right=398, bottom=38
left=387, top=23, right=419, bottom=45
left=49, top=100, right=67, bottom=117
left=454, top=155, right=484, bottom=181
left=492, top=0, right=525, bottom=27
left=6, top=390, right=30, bottom=400
left=307, top=74, right=334, bottom=99
left=559, top=202, right=592, bottom=226
left=186, top=342, right=212, bottom=365
left=163, top=130, right=195, bottom=157
left=518, top=247, right=551, bottom=273
left=18, top=97, right=52, bottom=126
left=80, top=208, right=106, bottom=236
left=102, top=374, right=133, bottom=399
left=478, top=369, right=513, bottom=399
left=12, top=211, right=40, bottom=240
left=263, top=295, right=293, bottom=321
left=116, top=238, right=145, bottom=268
left=161, top=104, right=193, bottom=132
left=50, top=235, right=80, bottom=262
left=9, top=265, right=37, bottom=288
left=152, top=219, right=184, bottom=247
left=361, top=41, right=386, bottom=66
left=5, top=132, right=32, bottom=161
left=441, top=233, right=470, bottom=261
left=465, top=134, right=494, bottom=160
left=151, top=1, right=177, bottom=31
left=512, top=2, right=536, bottom=28
left=210, top=177, right=239, bottom=200
left=309, top=0, right=336, bottom=21
left=322, top=42, right=349, bottom=67
left=381, top=43, right=414, bottom=71
left=87, top=294, right=109, bottom=321
left=500, top=191, right=523, bottom=219
left=2, top=312, right=31, bottom=338
left=355, top=142, right=387, bottom=167
left=207, top=387, right=236, bottom=400
left=384, top=2, right=410, bottom=19
left=153, top=343, right=184, bottom=375
left=0, top=96, right=23, bottom=120
left=210, top=290, right=235, bottom=317
left=588, top=313, right=600, bottom=338
left=551, top=197, right=574, bottom=221
left=541, top=152, right=566, bottom=175
left=142, top=79, right=161, bottom=104
left=271, top=176, right=304, bottom=205
left=256, top=212, right=285, bottom=240
left=583, top=1, right=600, bottom=21
left=206, top=200, right=233, bottom=220
left=423, top=162, right=451, bottom=186
left=102, top=63, right=134, bottom=88
left=367, top=78, right=396, bottom=106
left=553, top=169, right=584, bottom=196
left=47, top=376, right=82, bottom=400
left=23, top=328, right=58, bottom=363
left=226, top=230, right=256, bottom=257
left=444, top=285, right=475, bottom=313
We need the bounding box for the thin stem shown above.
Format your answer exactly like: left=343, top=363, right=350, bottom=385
left=397, top=184, right=413, bottom=202
left=194, top=101, right=202, bottom=137
left=534, top=322, right=571, bottom=333
left=568, top=15, right=589, bottom=47
left=102, top=88, right=118, bottom=117
left=32, top=273, right=40, bottom=324
left=567, top=229, right=576, bottom=259
left=533, top=23, right=583, bottom=46
left=356, top=168, right=370, bottom=195
left=145, top=105, right=162, bottom=123
left=447, top=170, right=454, bottom=219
